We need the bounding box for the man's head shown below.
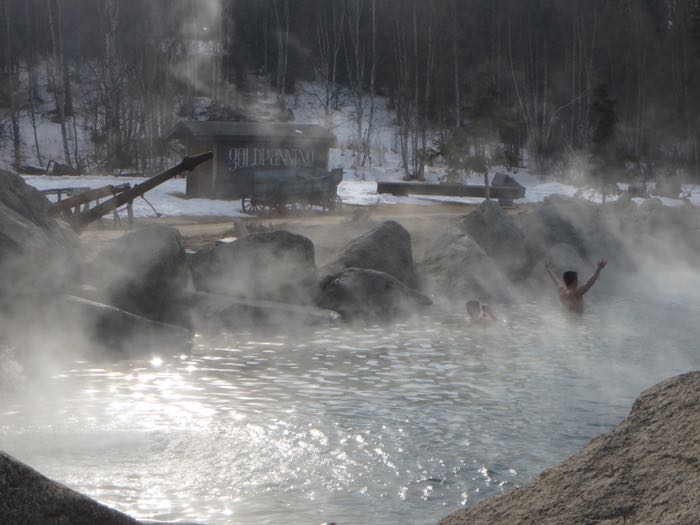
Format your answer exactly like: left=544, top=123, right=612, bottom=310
left=563, top=270, right=578, bottom=289
left=466, top=300, right=482, bottom=318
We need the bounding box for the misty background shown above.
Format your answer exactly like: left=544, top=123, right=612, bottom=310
left=1, top=0, right=700, bottom=185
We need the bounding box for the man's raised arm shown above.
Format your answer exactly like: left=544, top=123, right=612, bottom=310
left=577, top=257, right=607, bottom=296
left=545, top=259, right=564, bottom=289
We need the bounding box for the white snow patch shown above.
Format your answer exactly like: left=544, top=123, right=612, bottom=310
left=22, top=175, right=246, bottom=219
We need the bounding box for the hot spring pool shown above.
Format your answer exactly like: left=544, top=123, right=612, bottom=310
left=2, top=272, right=699, bottom=525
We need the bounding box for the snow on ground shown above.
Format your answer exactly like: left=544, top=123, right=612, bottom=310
left=22, top=175, right=247, bottom=219
left=10, top=78, right=700, bottom=217
left=22, top=172, right=700, bottom=219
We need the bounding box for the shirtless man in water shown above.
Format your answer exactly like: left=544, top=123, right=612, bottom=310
left=545, top=257, right=607, bottom=314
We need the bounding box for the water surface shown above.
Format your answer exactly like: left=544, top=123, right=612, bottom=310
left=1, top=274, right=698, bottom=524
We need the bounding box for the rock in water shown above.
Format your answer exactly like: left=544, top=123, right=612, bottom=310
left=439, top=372, right=700, bottom=525
left=85, top=226, right=191, bottom=327
left=459, top=201, right=531, bottom=280
left=317, top=267, right=431, bottom=322
left=0, top=450, right=141, bottom=524
left=187, top=291, right=340, bottom=333
left=0, top=450, right=204, bottom=524
left=64, top=295, right=192, bottom=357
left=0, top=169, right=79, bottom=300
left=189, top=230, right=317, bottom=305
left=515, top=196, right=616, bottom=262
left=418, top=229, right=515, bottom=304
left=322, top=220, right=419, bottom=288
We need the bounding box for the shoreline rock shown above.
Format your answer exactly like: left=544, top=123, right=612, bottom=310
left=438, top=372, right=700, bottom=525
left=0, top=450, right=204, bottom=525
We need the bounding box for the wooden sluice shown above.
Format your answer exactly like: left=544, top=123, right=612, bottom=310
left=70, top=152, right=213, bottom=233
left=48, top=183, right=131, bottom=219
left=42, top=153, right=213, bottom=233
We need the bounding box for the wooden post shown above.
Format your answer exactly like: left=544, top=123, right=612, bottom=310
left=127, top=201, right=134, bottom=228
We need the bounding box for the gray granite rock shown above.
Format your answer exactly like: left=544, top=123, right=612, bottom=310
left=439, top=372, right=700, bottom=525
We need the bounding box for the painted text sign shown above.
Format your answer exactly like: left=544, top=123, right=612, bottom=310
left=227, top=147, right=316, bottom=170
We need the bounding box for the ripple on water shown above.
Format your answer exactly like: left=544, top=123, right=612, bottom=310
left=1, top=290, right=699, bottom=524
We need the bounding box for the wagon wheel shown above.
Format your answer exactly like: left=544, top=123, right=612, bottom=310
left=269, top=199, right=287, bottom=216
left=294, top=199, right=313, bottom=215
left=241, top=197, right=261, bottom=215
left=323, top=195, right=343, bottom=213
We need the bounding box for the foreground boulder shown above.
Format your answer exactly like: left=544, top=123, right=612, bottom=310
left=322, top=220, right=419, bottom=288
left=0, top=450, right=145, bottom=524
left=418, top=230, right=515, bottom=304
left=317, top=268, right=431, bottom=322
left=0, top=450, right=203, bottom=524
left=0, top=169, right=79, bottom=298
left=439, top=372, right=700, bottom=525
left=84, top=226, right=191, bottom=327
left=459, top=201, right=531, bottom=280
left=189, top=230, right=317, bottom=305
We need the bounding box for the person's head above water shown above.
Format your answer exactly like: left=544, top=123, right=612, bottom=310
left=563, top=270, right=578, bottom=288
left=466, top=300, right=482, bottom=318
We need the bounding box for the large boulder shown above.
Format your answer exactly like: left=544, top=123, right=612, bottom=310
left=418, top=230, right=516, bottom=304
left=14, top=295, right=192, bottom=370
left=459, top=201, right=531, bottom=280
left=322, top=220, right=419, bottom=288
left=187, top=291, right=340, bottom=333
left=439, top=372, right=700, bottom=525
left=317, top=267, right=431, bottom=323
left=515, top=196, right=616, bottom=262
left=189, top=230, right=317, bottom=305
left=84, top=226, right=191, bottom=327
left=0, top=169, right=79, bottom=299
left=62, top=295, right=193, bottom=358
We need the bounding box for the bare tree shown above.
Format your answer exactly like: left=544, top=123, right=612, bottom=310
left=315, top=2, right=344, bottom=126
left=271, top=0, right=290, bottom=97
left=47, top=0, right=72, bottom=166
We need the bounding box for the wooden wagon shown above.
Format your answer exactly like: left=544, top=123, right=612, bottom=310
left=235, top=167, right=344, bottom=214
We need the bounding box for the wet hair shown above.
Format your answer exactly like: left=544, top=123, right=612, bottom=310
left=466, top=300, right=482, bottom=317
left=563, top=271, right=578, bottom=287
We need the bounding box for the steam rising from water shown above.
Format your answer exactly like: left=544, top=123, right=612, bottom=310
left=2, top=264, right=699, bottom=524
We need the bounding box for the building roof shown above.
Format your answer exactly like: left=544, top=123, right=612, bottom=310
left=165, top=121, right=336, bottom=143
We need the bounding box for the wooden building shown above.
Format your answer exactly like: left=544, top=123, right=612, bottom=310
left=165, top=121, right=336, bottom=198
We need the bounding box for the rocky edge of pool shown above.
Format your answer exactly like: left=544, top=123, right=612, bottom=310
left=1, top=166, right=699, bottom=523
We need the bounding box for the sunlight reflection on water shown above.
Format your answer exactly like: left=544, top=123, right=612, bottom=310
left=1, top=282, right=699, bottom=524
